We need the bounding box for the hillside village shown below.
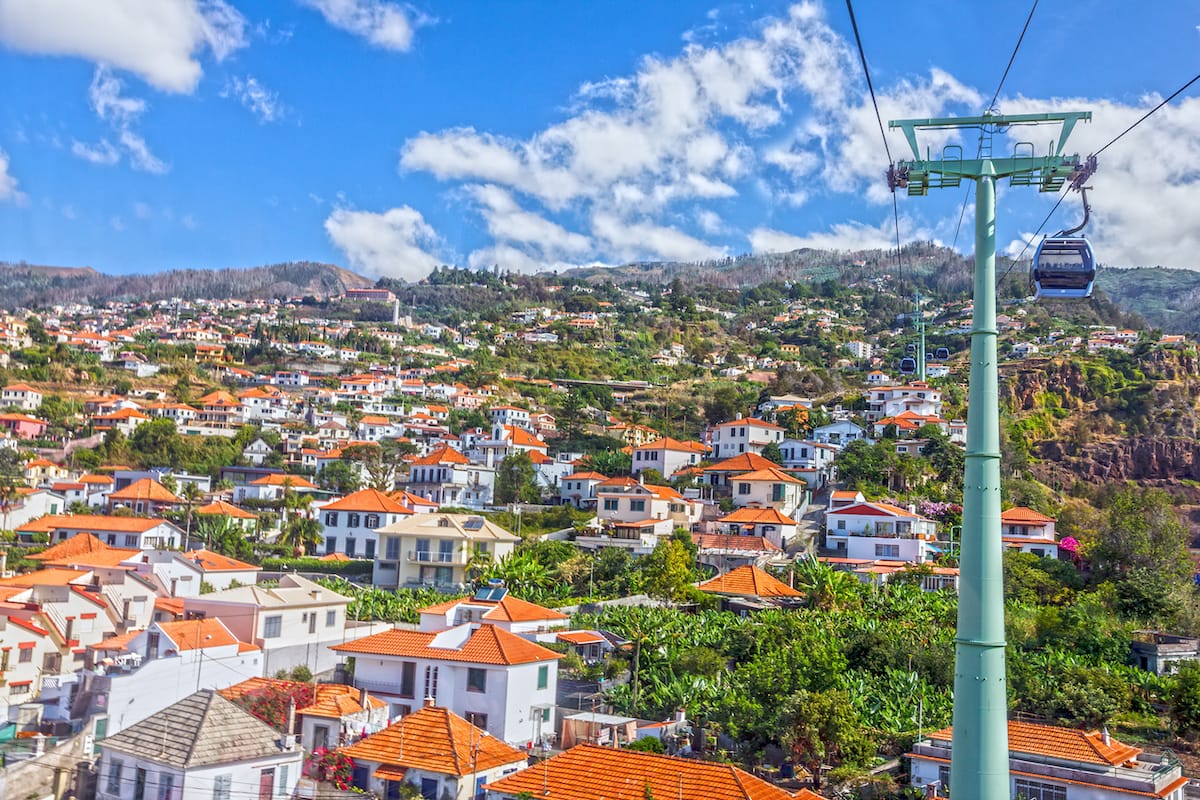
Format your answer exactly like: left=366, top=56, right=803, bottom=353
left=0, top=265, right=1196, bottom=800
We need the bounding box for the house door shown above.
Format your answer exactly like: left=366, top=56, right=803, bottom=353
left=259, top=768, right=275, bottom=800
left=133, top=767, right=147, bottom=800
left=308, top=613, right=317, bottom=634
left=385, top=781, right=402, bottom=800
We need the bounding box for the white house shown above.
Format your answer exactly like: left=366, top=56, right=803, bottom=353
left=716, top=507, right=800, bottom=550
left=406, top=445, right=495, bottom=509
left=729, top=467, right=808, bottom=518
left=318, top=488, right=414, bottom=559
left=416, top=587, right=569, bottom=636
left=0, top=488, right=66, bottom=530
left=332, top=623, right=561, bottom=746
left=182, top=574, right=352, bottom=676
left=1000, top=506, right=1059, bottom=558
left=578, top=479, right=704, bottom=554
left=707, top=417, right=784, bottom=460
left=15, top=514, right=183, bottom=549
left=825, top=501, right=939, bottom=563
left=812, top=420, right=870, bottom=448
left=182, top=549, right=261, bottom=590
left=630, top=437, right=707, bottom=478
left=909, top=720, right=1187, bottom=800
left=371, top=514, right=520, bottom=591
left=2, top=382, right=42, bottom=412
left=341, top=702, right=529, bottom=800
left=488, top=405, right=531, bottom=430
left=864, top=382, right=943, bottom=423
left=96, top=690, right=303, bottom=800
left=558, top=471, right=607, bottom=509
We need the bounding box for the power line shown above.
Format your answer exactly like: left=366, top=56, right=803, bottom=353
left=844, top=0, right=891, bottom=164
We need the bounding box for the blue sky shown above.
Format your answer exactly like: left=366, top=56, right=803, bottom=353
left=1, top=0, right=1198, bottom=278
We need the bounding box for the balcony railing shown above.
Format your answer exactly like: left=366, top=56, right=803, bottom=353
left=408, top=550, right=457, bottom=563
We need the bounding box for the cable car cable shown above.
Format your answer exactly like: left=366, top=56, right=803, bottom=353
left=1093, top=70, right=1200, bottom=157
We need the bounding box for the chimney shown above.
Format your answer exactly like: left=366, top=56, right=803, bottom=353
left=286, top=697, right=297, bottom=735
left=1101, top=726, right=1111, bottom=746
left=424, top=695, right=436, bottom=708
left=0, top=550, right=7, bottom=576
left=310, top=589, right=321, bottom=601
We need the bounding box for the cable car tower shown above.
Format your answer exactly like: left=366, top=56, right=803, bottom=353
left=887, top=111, right=1094, bottom=800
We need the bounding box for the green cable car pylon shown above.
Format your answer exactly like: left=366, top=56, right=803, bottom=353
left=887, top=111, right=1095, bottom=800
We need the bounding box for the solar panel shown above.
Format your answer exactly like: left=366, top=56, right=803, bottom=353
left=473, top=586, right=508, bottom=601
left=464, top=517, right=485, bottom=530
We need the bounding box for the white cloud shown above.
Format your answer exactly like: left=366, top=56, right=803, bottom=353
left=222, top=75, right=285, bottom=123
left=695, top=208, right=725, bottom=235
left=0, top=149, right=24, bottom=204
left=325, top=205, right=443, bottom=279
left=750, top=215, right=934, bottom=254
left=0, top=0, right=246, bottom=93
left=71, top=139, right=120, bottom=165
left=593, top=213, right=726, bottom=262
left=298, top=0, right=427, bottom=51
left=75, top=67, right=169, bottom=174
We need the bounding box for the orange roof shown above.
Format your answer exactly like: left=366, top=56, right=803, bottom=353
left=484, top=744, right=795, bottom=800
left=829, top=502, right=920, bottom=519
left=108, top=478, right=182, bottom=504
left=218, top=677, right=387, bottom=719
left=25, top=457, right=59, bottom=469
left=322, top=488, right=410, bottom=515
left=926, top=720, right=1140, bottom=767
left=0, top=569, right=93, bottom=587
left=196, top=499, right=258, bottom=519
left=183, top=549, right=259, bottom=572
left=562, top=471, right=608, bottom=481
left=79, top=474, right=115, bottom=485
left=731, top=467, right=805, bottom=484
left=704, top=453, right=780, bottom=473
left=29, top=532, right=111, bottom=562
left=411, top=444, right=470, bottom=466
left=697, top=565, right=801, bottom=598
left=341, top=704, right=526, bottom=776
left=635, top=436, right=707, bottom=453
left=249, top=474, right=318, bottom=489
left=417, top=594, right=569, bottom=623
left=4, top=382, right=38, bottom=393
left=831, top=490, right=862, bottom=499
left=332, top=624, right=561, bottom=666
left=712, top=417, right=783, bottom=431
left=502, top=424, right=545, bottom=448
left=43, top=547, right=141, bottom=569
left=719, top=507, right=798, bottom=525
left=155, top=597, right=185, bottom=616
left=1000, top=506, right=1056, bottom=524
left=692, top=534, right=781, bottom=553
left=156, top=618, right=247, bottom=652
left=91, top=629, right=144, bottom=652
left=16, top=514, right=169, bottom=534
left=556, top=630, right=606, bottom=645
left=318, top=552, right=352, bottom=562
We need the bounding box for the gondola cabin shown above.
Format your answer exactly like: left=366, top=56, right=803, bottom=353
left=899, top=356, right=917, bottom=375
left=906, top=343, right=917, bottom=354
left=1032, top=236, right=1096, bottom=299
left=934, top=347, right=950, bottom=361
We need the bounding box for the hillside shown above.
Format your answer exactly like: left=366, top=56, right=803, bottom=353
left=0, top=261, right=373, bottom=308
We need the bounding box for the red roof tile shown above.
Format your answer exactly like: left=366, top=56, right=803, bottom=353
left=332, top=624, right=561, bottom=666
left=697, top=565, right=801, bottom=598
left=341, top=705, right=526, bottom=776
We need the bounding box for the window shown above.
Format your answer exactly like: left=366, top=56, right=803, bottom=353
left=19, top=647, right=32, bottom=663
left=875, top=544, right=900, bottom=559
left=438, top=540, right=454, bottom=562
left=276, top=766, right=288, bottom=798
left=537, top=664, right=549, bottom=690
left=772, top=484, right=785, bottom=502
left=133, top=767, right=147, bottom=800
left=314, top=725, right=330, bottom=749
left=542, top=707, right=551, bottom=722
left=107, top=759, right=123, bottom=794
left=9, top=682, right=30, bottom=695
left=213, top=775, right=232, bottom=800
left=737, top=483, right=751, bottom=495
left=602, top=499, right=618, bottom=511
left=629, top=499, right=645, bottom=512
left=1013, top=779, right=1066, bottom=800
left=467, top=667, right=487, bottom=693
left=158, top=773, right=174, bottom=800
left=324, top=512, right=338, bottom=527
left=937, top=765, right=950, bottom=791
left=836, top=519, right=846, bottom=530
left=0, top=650, right=7, bottom=670
left=365, top=514, right=380, bottom=528
left=385, top=537, right=400, bottom=560
left=345, top=538, right=356, bottom=557
left=365, top=540, right=376, bottom=559
left=263, top=615, right=282, bottom=638
left=124, top=535, right=139, bottom=547
left=423, top=665, right=439, bottom=700
left=415, top=538, right=431, bottom=558
left=326, top=609, right=337, bottom=627
left=325, top=537, right=337, bottom=555
left=348, top=513, right=361, bottom=528
left=400, top=661, right=416, bottom=698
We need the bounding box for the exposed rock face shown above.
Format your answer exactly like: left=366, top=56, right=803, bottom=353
left=1035, top=436, right=1200, bottom=485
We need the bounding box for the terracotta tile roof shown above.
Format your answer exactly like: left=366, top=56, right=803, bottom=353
left=43, top=547, right=141, bottom=569
left=829, top=502, right=920, bottom=519
left=635, top=437, right=707, bottom=453
left=597, top=476, right=640, bottom=489
left=157, top=618, right=245, bottom=652
left=218, top=677, right=386, bottom=719
left=410, top=444, right=470, bottom=466
left=704, top=453, right=781, bottom=473
left=502, top=424, right=546, bottom=448
left=418, top=594, right=569, bottom=623
left=697, top=565, right=801, bottom=598
left=108, top=478, right=182, bottom=504
left=196, top=499, right=258, bottom=519
left=331, top=623, right=561, bottom=666
left=79, top=474, right=115, bottom=485
left=155, top=597, right=185, bottom=616
left=0, top=569, right=93, bottom=587
left=712, top=417, right=783, bottom=431
left=318, top=552, right=352, bottom=562
left=322, top=488, right=410, bottom=514
left=17, top=514, right=170, bottom=534
left=484, top=744, right=795, bottom=800
left=730, top=467, right=805, bottom=484
left=927, top=720, right=1141, bottom=767
left=830, top=490, right=862, bottom=500
left=644, top=484, right=686, bottom=501
left=1000, top=506, right=1056, bottom=524
left=249, top=473, right=318, bottom=489
left=91, top=629, right=144, bottom=652
left=562, top=471, right=608, bottom=481
left=557, top=630, right=606, bottom=645
left=341, top=704, right=526, bottom=777
left=28, top=532, right=111, bottom=561
left=692, top=534, right=781, bottom=553
left=719, top=507, right=798, bottom=525
left=183, top=549, right=259, bottom=572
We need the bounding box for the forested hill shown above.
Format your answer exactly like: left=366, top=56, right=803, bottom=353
left=0, top=261, right=373, bottom=308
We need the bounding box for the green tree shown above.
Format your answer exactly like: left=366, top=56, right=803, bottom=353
left=641, top=537, right=699, bottom=604
left=1171, top=661, right=1200, bottom=736
left=778, top=689, right=874, bottom=789
left=278, top=515, right=322, bottom=557
left=319, top=460, right=361, bottom=495
left=1090, top=488, right=1191, bottom=591
left=495, top=452, right=540, bottom=505
left=761, top=441, right=784, bottom=465
left=585, top=449, right=632, bottom=477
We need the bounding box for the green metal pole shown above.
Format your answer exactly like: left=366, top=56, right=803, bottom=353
left=916, top=292, right=926, bottom=382
left=950, top=161, right=1009, bottom=800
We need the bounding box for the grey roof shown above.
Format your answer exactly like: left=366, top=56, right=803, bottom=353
left=101, top=690, right=289, bottom=769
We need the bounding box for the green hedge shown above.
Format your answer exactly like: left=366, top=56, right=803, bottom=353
left=260, top=557, right=374, bottom=575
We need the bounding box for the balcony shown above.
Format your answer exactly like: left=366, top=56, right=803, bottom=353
left=408, top=550, right=457, bottom=564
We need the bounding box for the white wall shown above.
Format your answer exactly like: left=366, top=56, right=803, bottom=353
left=97, top=746, right=301, bottom=800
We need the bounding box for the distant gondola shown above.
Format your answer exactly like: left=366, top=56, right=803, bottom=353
left=906, top=343, right=917, bottom=354
left=1032, top=236, right=1095, bottom=299
left=934, top=347, right=950, bottom=361
left=899, top=356, right=917, bottom=375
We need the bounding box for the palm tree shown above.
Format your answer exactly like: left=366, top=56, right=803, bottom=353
left=278, top=515, right=321, bottom=557
left=794, top=555, right=861, bottom=611
left=180, top=482, right=204, bottom=544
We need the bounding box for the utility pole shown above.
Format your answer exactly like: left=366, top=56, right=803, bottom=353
left=887, top=110, right=1094, bottom=800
